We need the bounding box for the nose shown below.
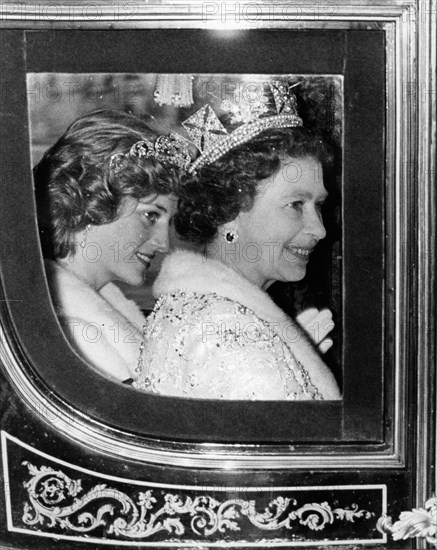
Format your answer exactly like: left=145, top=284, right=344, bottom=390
left=303, top=206, right=327, bottom=241
left=149, top=223, right=170, bottom=254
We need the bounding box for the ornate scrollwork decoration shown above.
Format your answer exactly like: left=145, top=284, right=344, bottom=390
left=22, top=462, right=138, bottom=533
left=22, top=462, right=375, bottom=540
left=377, top=497, right=437, bottom=545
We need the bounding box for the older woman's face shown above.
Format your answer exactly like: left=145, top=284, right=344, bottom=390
left=81, top=194, right=177, bottom=289
left=232, top=156, right=327, bottom=289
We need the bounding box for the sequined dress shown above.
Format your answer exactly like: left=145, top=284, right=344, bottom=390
left=134, top=251, right=340, bottom=400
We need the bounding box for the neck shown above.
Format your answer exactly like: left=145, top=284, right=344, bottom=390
left=206, top=240, right=271, bottom=290
left=57, top=255, right=108, bottom=291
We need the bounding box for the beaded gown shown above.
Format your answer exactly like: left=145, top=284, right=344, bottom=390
left=134, top=251, right=340, bottom=400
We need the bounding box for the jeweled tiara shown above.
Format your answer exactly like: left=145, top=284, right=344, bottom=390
left=109, top=133, right=192, bottom=173
left=183, top=80, right=303, bottom=173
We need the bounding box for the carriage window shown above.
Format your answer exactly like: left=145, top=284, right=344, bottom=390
left=29, top=72, right=344, bottom=398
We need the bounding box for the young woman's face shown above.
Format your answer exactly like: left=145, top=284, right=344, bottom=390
left=80, top=194, right=178, bottom=289
left=231, top=156, right=327, bottom=289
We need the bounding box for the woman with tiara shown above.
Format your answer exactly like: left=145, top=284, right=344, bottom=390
left=134, top=81, right=340, bottom=400
left=34, top=110, right=189, bottom=383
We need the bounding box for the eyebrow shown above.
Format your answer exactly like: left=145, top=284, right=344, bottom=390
left=283, top=189, right=329, bottom=201
left=138, top=197, right=168, bottom=213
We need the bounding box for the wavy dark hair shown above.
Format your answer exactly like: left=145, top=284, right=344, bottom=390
left=175, top=127, right=332, bottom=245
left=34, top=109, right=180, bottom=259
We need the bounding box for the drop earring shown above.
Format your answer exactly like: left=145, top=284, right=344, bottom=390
left=80, top=224, right=91, bottom=248
left=223, top=227, right=238, bottom=243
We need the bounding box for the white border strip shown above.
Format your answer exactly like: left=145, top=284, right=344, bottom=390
left=2, top=431, right=387, bottom=492
left=0, top=528, right=389, bottom=548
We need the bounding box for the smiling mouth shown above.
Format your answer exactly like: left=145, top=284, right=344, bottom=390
left=284, top=246, right=314, bottom=260
left=136, top=252, right=154, bottom=267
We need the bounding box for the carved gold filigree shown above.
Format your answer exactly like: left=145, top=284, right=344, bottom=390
left=377, top=497, right=437, bottom=545
left=22, top=462, right=375, bottom=540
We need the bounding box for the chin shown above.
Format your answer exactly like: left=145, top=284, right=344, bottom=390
left=126, top=279, right=145, bottom=288
left=129, top=274, right=147, bottom=287
left=117, top=269, right=146, bottom=287
left=281, top=266, right=307, bottom=283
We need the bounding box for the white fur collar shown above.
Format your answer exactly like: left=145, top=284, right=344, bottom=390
left=45, top=260, right=146, bottom=329
left=154, top=250, right=290, bottom=325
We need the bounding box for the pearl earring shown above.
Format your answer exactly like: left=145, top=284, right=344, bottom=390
left=80, top=224, right=91, bottom=248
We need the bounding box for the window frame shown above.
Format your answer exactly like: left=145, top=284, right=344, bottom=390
left=0, top=3, right=432, bottom=478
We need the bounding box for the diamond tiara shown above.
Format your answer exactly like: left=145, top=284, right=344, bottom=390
left=182, top=80, right=303, bottom=173
left=109, top=133, right=192, bottom=173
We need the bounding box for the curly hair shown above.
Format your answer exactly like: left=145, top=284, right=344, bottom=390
left=175, top=127, right=332, bottom=245
left=34, top=109, right=180, bottom=259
